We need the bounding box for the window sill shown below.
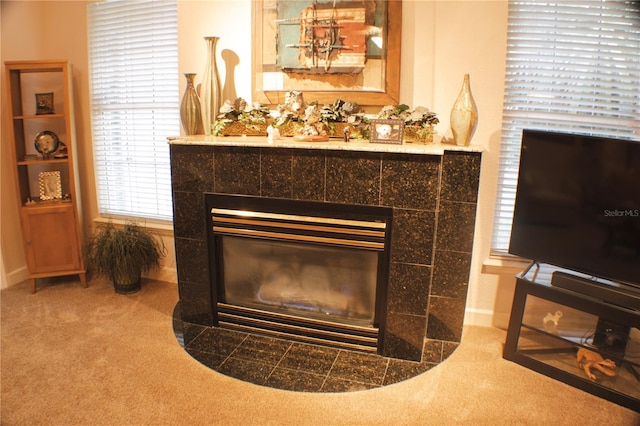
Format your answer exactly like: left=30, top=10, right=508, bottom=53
left=482, top=255, right=530, bottom=276
left=93, top=216, right=174, bottom=237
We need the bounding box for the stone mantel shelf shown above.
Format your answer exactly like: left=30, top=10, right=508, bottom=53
left=167, top=135, right=483, bottom=155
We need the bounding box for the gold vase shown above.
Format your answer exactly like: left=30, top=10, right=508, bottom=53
left=180, top=73, right=204, bottom=135
left=450, top=74, right=478, bottom=146
left=200, top=36, right=222, bottom=136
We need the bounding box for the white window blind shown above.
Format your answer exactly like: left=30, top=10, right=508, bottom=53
left=87, top=0, right=179, bottom=221
left=492, top=0, right=640, bottom=256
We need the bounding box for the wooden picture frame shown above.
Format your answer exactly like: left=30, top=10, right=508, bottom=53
left=35, top=92, right=55, bottom=115
left=370, top=119, right=404, bottom=144
left=39, top=171, right=62, bottom=200
left=252, top=0, right=401, bottom=106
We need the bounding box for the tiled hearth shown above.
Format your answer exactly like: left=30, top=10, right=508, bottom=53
left=170, top=138, right=481, bottom=374
left=174, top=304, right=458, bottom=392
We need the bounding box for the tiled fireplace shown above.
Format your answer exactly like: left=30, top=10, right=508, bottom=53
left=170, top=137, right=481, bottom=363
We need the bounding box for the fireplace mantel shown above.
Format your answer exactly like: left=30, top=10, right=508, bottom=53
left=167, top=135, right=483, bottom=155
left=170, top=135, right=482, bottom=362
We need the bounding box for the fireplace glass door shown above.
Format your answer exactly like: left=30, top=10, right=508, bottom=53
left=220, top=235, right=379, bottom=328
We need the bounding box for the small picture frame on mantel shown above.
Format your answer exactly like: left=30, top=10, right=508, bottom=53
left=370, top=119, right=404, bottom=145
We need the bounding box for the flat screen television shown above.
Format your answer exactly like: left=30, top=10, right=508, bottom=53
left=509, top=129, right=640, bottom=288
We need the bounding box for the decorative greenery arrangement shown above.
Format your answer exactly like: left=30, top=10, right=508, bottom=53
left=318, top=98, right=361, bottom=123
left=318, top=98, right=369, bottom=139
left=85, top=221, right=166, bottom=294
left=212, top=97, right=272, bottom=136
left=272, top=91, right=308, bottom=136
left=377, top=104, right=439, bottom=142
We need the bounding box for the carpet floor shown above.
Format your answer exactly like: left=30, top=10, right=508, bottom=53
left=1, top=276, right=638, bottom=425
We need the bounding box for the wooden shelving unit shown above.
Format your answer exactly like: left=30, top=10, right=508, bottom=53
left=5, top=60, right=86, bottom=293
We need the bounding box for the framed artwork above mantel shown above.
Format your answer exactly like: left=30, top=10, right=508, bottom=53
left=252, top=0, right=401, bottom=106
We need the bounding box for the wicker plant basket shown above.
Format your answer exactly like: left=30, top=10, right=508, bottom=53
left=275, top=120, right=304, bottom=137
left=403, top=125, right=434, bottom=144
left=218, top=121, right=268, bottom=136
left=328, top=122, right=365, bottom=139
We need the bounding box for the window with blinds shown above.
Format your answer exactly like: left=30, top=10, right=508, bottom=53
left=492, top=0, right=640, bottom=257
left=87, top=0, right=179, bottom=221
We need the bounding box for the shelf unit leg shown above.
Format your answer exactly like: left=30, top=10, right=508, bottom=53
left=79, top=273, right=87, bottom=288
left=29, top=278, right=36, bottom=294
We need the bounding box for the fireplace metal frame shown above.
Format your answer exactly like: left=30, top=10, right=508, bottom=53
left=205, top=193, right=393, bottom=353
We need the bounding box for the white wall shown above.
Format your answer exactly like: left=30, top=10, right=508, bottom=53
left=1, top=0, right=517, bottom=328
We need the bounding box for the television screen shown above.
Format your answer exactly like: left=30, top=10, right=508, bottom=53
left=509, top=129, right=640, bottom=286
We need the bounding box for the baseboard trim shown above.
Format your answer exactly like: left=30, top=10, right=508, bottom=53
left=2, top=265, right=177, bottom=290
left=463, top=307, right=510, bottom=330
left=146, top=266, right=177, bottom=284
left=3, top=266, right=28, bottom=289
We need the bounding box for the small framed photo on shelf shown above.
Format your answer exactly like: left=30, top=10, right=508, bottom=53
left=370, top=119, right=404, bottom=145
left=35, top=92, right=54, bottom=115
left=39, top=171, right=62, bottom=200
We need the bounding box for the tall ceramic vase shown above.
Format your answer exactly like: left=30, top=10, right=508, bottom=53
left=180, top=73, right=204, bottom=135
left=450, top=74, right=478, bottom=146
left=200, top=36, right=222, bottom=136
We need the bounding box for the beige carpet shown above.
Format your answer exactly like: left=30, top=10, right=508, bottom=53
left=1, top=277, right=638, bottom=425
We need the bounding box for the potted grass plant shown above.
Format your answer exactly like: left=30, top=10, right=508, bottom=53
left=85, top=221, right=166, bottom=294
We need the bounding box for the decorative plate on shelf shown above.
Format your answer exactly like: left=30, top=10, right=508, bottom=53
left=34, top=130, right=60, bottom=159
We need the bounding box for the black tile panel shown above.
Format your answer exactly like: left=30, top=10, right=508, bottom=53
left=329, top=350, right=389, bottom=386
left=441, top=151, right=481, bottom=203
left=383, top=312, right=427, bottom=362
left=266, top=367, right=327, bottom=392
left=431, top=250, right=472, bottom=299
left=213, top=146, right=261, bottom=195
left=443, top=341, right=460, bottom=360
left=278, top=343, right=339, bottom=375
left=326, top=151, right=381, bottom=205
left=436, top=200, right=478, bottom=253
left=231, top=334, right=292, bottom=366
left=172, top=191, right=206, bottom=240
left=388, top=262, right=431, bottom=316
left=426, top=296, right=466, bottom=342
left=260, top=148, right=292, bottom=198
left=170, top=145, right=214, bottom=192
left=188, top=348, right=228, bottom=370
left=422, top=339, right=444, bottom=363
left=174, top=237, right=209, bottom=285
left=320, top=376, right=379, bottom=392
left=185, top=327, right=247, bottom=356
left=218, top=357, right=275, bottom=386
left=381, top=153, right=441, bottom=210
left=177, top=281, right=213, bottom=326
left=174, top=237, right=212, bottom=324
left=292, top=149, right=325, bottom=201
left=383, top=358, right=435, bottom=386
left=178, top=321, right=207, bottom=347
left=391, top=208, right=436, bottom=265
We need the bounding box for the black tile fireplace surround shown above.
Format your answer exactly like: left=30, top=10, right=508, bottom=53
left=170, top=139, right=481, bottom=368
